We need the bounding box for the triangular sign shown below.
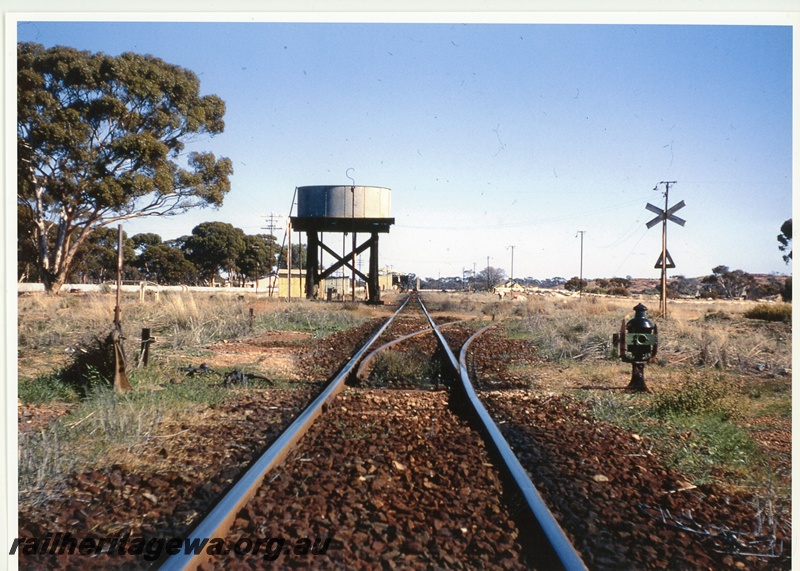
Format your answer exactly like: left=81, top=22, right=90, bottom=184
left=654, top=250, right=676, bottom=269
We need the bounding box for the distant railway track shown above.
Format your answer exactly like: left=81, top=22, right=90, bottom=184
left=160, top=293, right=585, bottom=570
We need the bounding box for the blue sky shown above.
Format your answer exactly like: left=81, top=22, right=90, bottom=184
left=13, top=15, right=794, bottom=281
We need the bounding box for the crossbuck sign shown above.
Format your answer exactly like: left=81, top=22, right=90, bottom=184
left=645, top=200, right=686, bottom=229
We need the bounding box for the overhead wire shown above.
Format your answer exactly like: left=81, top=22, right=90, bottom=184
left=610, top=226, right=650, bottom=277
left=398, top=196, right=644, bottom=231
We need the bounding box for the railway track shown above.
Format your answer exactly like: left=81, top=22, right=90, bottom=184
left=160, top=293, right=585, bottom=570
left=18, top=293, right=789, bottom=569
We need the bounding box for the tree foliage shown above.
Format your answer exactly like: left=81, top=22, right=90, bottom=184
left=238, top=234, right=281, bottom=284
left=563, top=277, right=588, bottom=292
left=183, top=222, right=245, bottom=284
left=17, top=42, right=233, bottom=292
left=69, top=226, right=137, bottom=284
left=667, top=275, right=701, bottom=299
left=128, top=233, right=198, bottom=285
left=281, top=243, right=308, bottom=271
left=777, top=219, right=792, bottom=264
left=702, top=265, right=754, bottom=299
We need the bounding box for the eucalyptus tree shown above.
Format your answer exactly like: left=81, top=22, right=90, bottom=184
left=17, top=42, right=233, bottom=293
left=182, top=222, right=246, bottom=285
left=136, top=241, right=198, bottom=285
left=778, top=219, right=792, bottom=264
left=477, top=266, right=507, bottom=292
left=238, top=234, right=281, bottom=285
left=69, top=226, right=137, bottom=284
left=702, top=265, right=754, bottom=299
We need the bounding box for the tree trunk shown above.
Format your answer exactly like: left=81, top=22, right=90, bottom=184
left=42, top=269, right=66, bottom=294
left=40, top=224, right=86, bottom=294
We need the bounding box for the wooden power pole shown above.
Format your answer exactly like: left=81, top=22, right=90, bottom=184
left=646, top=181, right=686, bottom=318
left=113, top=225, right=132, bottom=393
left=576, top=231, right=586, bottom=298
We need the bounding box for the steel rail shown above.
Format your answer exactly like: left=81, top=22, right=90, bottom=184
left=159, top=295, right=411, bottom=571
left=417, top=297, right=587, bottom=570
left=456, top=322, right=588, bottom=571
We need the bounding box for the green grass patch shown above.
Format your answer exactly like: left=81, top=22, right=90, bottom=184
left=18, top=374, right=81, bottom=404
left=586, top=371, right=781, bottom=491
left=256, top=304, right=371, bottom=338
left=19, top=374, right=234, bottom=491
left=647, top=376, right=735, bottom=420
left=755, top=399, right=792, bottom=419
left=663, top=415, right=760, bottom=484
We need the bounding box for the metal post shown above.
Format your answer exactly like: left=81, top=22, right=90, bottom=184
left=139, top=328, right=151, bottom=368
left=646, top=181, right=683, bottom=320
left=660, top=182, right=673, bottom=318
left=113, top=225, right=132, bottom=392
left=306, top=231, right=319, bottom=299
left=368, top=232, right=380, bottom=303
left=352, top=230, right=357, bottom=302
left=287, top=220, right=292, bottom=301
left=115, top=225, right=123, bottom=328
left=576, top=231, right=586, bottom=298
left=351, top=186, right=356, bottom=302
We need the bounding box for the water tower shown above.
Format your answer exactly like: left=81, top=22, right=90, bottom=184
left=290, top=185, right=394, bottom=304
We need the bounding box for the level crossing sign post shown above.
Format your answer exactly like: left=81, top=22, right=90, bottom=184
left=646, top=181, right=685, bottom=319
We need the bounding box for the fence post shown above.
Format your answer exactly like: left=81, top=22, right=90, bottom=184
left=139, top=328, right=152, bottom=368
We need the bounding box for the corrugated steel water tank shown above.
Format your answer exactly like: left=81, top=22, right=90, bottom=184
left=297, top=185, right=391, bottom=218
left=290, top=184, right=394, bottom=302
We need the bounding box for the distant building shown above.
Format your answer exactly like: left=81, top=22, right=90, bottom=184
left=250, top=268, right=398, bottom=299
left=494, top=280, right=526, bottom=297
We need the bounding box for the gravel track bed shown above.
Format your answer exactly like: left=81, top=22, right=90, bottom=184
left=463, top=328, right=790, bottom=569
left=18, top=388, right=319, bottom=570
left=207, top=389, right=531, bottom=570
left=353, top=298, right=446, bottom=390
left=17, top=320, right=387, bottom=570
left=18, top=300, right=789, bottom=570
left=481, top=392, right=789, bottom=569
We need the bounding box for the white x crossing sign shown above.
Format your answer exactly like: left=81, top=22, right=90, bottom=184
left=646, top=200, right=686, bottom=229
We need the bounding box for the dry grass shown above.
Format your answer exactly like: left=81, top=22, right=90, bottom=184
left=17, top=291, right=375, bottom=383
left=17, top=290, right=791, bottom=504
left=499, top=294, right=791, bottom=500
left=18, top=383, right=217, bottom=493
left=17, top=291, right=376, bottom=489
left=17, top=291, right=380, bottom=497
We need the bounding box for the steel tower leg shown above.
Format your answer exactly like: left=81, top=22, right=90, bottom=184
left=368, top=232, right=380, bottom=304
left=306, top=231, right=320, bottom=299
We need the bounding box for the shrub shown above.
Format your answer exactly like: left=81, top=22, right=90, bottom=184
left=368, top=349, right=442, bottom=386
left=607, top=286, right=631, bottom=297
left=648, top=376, right=735, bottom=420
left=743, top=303, right=792, bottom=323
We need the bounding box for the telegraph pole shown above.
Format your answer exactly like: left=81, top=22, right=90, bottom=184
left=660, top=183, right=671, bottom=316
left=263, top=212, right=280, bottom=235
left=576, top=231, right=586, bottom=298
left=646, top=181, right=685, bottom=319
left=262, top=213, right=281, bottom=296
